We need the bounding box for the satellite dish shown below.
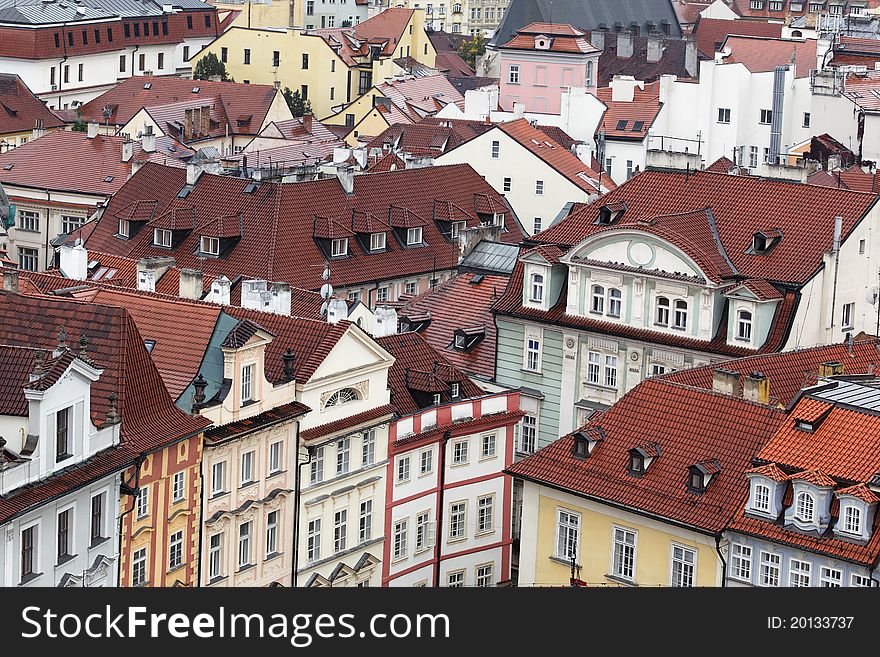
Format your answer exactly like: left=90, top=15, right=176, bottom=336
left=321, top=263, right=331, bottom=281
left=320, top=283, right=334, bottom=299
left=320, top=301, right=329, bottom=317
left=102, top=105, right=113, bottom=119
left=868, top=287, right=879, bottom=305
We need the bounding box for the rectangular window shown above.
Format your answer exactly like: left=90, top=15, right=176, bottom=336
left=535, top=180, right=544, bottom=195
left=508, top=64, right=519, bottom=84
left=172, top=471, right=185, bottom=503
left=264, top=510, right=278, bottom=556
left=452, top=439, right=468, bottom=465
left=336, top=437, right=350, bottom=475
left=587, top=350, right=601, bottom=384
left=556, top=509, right=579, bottom=560
left=604, top=355, right=618, bottom=389
left=307, top=519, right=321, bottom=563
left=670, top=545, right=696, bottom=587
left=447, top=570, right=464, bottom=587
left=154, top=228, right=172, bottom=248
left=760, top=109, right=772, bottom=124
left=90, top=493, right=104, bottom=543
left=300, top=85, right=308, bottom=101
left=449, top=501, right=466, bottom=540
left=183, top=46, right=190, bottom=61
left=208, top=534, right=222, bottom=580
left=477, top=495, right=494, bottom=533
left=759, top=551, right=781, bottom=587
left=415, top=511, right=432, bottom=552
left=269, top=441, right=282, bottom=474
left=244, top=48, right=251, bottom=65
left=221, top=47, right=228, bottom=63
left=62, top=216, right=84, bottom=234
left=238, top=522, right=251, bottom=568
left=406, top=227, right=423, bottom=245
left=521, top=415, right=537, bottom=454
left=763, top=147, right=771, bottom=164
left=201, top=236, right=220, bottom=256
left=169, top=530, right=183, bottom=570
left=717, top=107, right=731, bottom=124
left=419, top=448, right=433, bottom=475
left=211, top=461, right=226, bottom=496
left=138, top=53, right=145, bottom=71
left=362, top=430, right=375, bottom=466
left=204, top=13, right=211, bottom=27
left=301, top=53, right=309, bottom=69
left=57, top=509, right=71, bottom=561
left=240, top=450, right=254, bottom=485
left=851, top=573, right=873, bottom=587
left=136, top=485, right=149, bottom=519
left=749, top=146, right=758, bottom=169
left=397, top=455, right=410, bottom=483
left=333, top=509, right=347, bottom=553
left=819, top=566, right=842, bottom=587
left=730, top=544, right=752, bottom=582
left=533, top=217, right=542, bottom=233
left=132, top=547, right=147, bottom=585
left=119, top=55, right=126, bottom=73
left=377, top=287, right=389, bottom=303
left=803, top=112, right=811, bottom=128
left=19, top=247, right=39, bottom=272
left=404, top=281, right=418, bottom=295
left=525, top=337, right=541, bottom=371
left=612, top=527, right=636, bottom=581
left=503, top=177, right=511, bottom=192
left=491, top=140, right=500, bottom=158
left=481, top=433, right=496, bottom=458
left=475, top=563, right=493, bottom=587
left=331, top=238, right=348, bottom=257
left=393, top=519, right=407, bottom=560
left=310, top=446, right=324, bottom=484
left=842, top=302, right=855, bottom=330
left=78, top=63, right=84, bottom=82
left=157, top=53, right=164, bottom=70
left=370, top=232, right=386, bottom=251
left=788, top=558, right=812, bottom=587
left=241, top=364, right=254, bottom=402
left=56, top=406, right=71, bottom=460
left=19, top=210, right=39, bottom=232
left=626, top=160, right=633, bottom=180
left=359, top=500, right=372, bottom=543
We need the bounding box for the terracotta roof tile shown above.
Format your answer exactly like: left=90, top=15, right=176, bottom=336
left=706, top=156, right=735, bottom=172
left=745, top=462, right=788, bottom=481
left=597, top=82, right=663, bottom=141
left=788, top=468, right=837, bottom=487
left=0, top=73, right=65, bottom=136
left=501, top=23, right=599, bottom=55
left=722, top=35, right=817, bottom=79
left=506, top=378, right=785, bottom=533
left=300, top=403, right=394, bottom=441
left=394, top=409, right=524, bottom=447
left=836, top=483, right=879, bottom=504
left=205, top=400, right=310, bottom=442
left=693, top=17, right=783, bottom=58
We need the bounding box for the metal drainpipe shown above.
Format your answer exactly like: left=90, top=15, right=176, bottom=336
left=432, top=430, right=450, bottom=587
left=116, top=454, right=144, bottom=586
left=714, top=533, right=727, bottom=587
left=291, top=430, right=312, bottom=588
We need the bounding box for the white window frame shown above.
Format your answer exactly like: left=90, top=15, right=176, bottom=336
left=819, top=565, right=842, bottom=587
left=491, top=139, right=500, bottom=158
left=240, top=450, right=254, bottom=486
left=310, top=446, right=324, bottom=485
left=612, top=526, right=637, bottom=582
left=336, top=436, right=350, bottom=475
left=268, top=441, right=282, bottom=475
left=842, top=302, right=855, bottom=330
left=237, top=521, right=251, bottom=569
left=132, top=546, right=148, bottom=585
left=607, top=288, right=622, bottom=318
left=208, top=533, right=223, bottom=580
left=172, top=471, right=185, bottom=503
left=604, top=354, right=618, bottom=389
left=673, top=299, right=688, bottom=330
left=201, top=235, right=220, bottom=256
left=19, top=209, right=40, bottom=232
left=535, top=180, right=544, bottom=196
left=447, top=570, right=464, bottom=587
left=730, top=543, right=752, bottom=583
left=392, top=519, right=407, bottom=561
left=266, top=510, right=278, bottom=556
left=334, top=509, right=347, bottom=553
left=670, top=544, right=696, bottom=587
left=211, top=461, right=226, bottom=496
left=556, top=508, right=580, bottom=561
left=477, top=494, right=494, bottom=534
left=759, top=551, right=781, bottom=587
left=168, top=529, right=184, bottom=570
left=406, top=226, right=423, bottom=245
left=475, top=563, right=493, bottom=587
left=795, top=491, right=815, bottom=522
left=362, top=430, right=375, bottom=467
left=449, top=500, right=467, bottom=540
left=396, top=454, right=411, bottom=483
left=359, top=500, right=372, bottom=543
left=480, top=433, right=496, bottom=459
left=717, top=108, right=731, bottom=124
left=530, top=272, right=544, bottom=303
left=507, top=65, right=519, bottom=84
left=331, top=238, right=348, bottom=257
left=789, top=558, right=812, bottom=587
left=307, top=519, right=321, bottom=563
left=415, top=510, right=433, bottom=552
left=737, top=309, right=753, bottom=341
left=419, top=448, right=433, bottom=475
left=451, top=439, right=469, bottom=465
left=370, top=232, right=386, bottom=251
left=136, top=485, right=149, bottom=519
left=240, top=363, right=255, bottom=403
left=851, top=573, right=873, bottom=587
left=154, top=228, right=172, bottom=247
left=842, top=504, right=862, bottom=534
left=753, top=482, right=771, bottom=513
left=520, top=414, right=537, bottom=454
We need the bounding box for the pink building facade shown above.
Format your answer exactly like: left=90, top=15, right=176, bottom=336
left=498, top=23, right=600, bottom=114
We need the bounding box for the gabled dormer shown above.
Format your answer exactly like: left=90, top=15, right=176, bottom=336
left=784, top=469, right=836, bottom=533
left=350, top=210, right=390, bottom=254
left=388, top=205, right=428, bottom=248
left=833, top=484, right=878, bottom=542
left=197, top=213, right=243, bottom=258
left=534, top=34, right=553, bottom=50
left=687, top=459, right=721, bottom=494
left=312, top=215, right=355, bottom=260
left=744, top=463, right=788, bottom=519
left=398, top=312, right=431, bottom=333
left=474, top=193, right=506, bottom=230
left=218, top=318, right=274, bottom=415
left=571, top=426, right=604, bottom=460
left=724, top=279, right=783, bottom=349
left=520, top=244, right=567, bottom=311
left=627, top=442, right=660, bottom=478
left=595, top=202, right=627, bottom=226
left=433, top=199, right=474, bottom=241
left=114, top=199, right=159, bottom=240
left=150, top=207, right=196, bottom=249
left=747, top=228, right=783, bottom=255
left=451, top=325, right=485, bottom=353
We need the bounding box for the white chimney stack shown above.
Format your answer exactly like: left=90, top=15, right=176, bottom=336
left=86, top=122, right=99, bottom=139
left=373, top=305, right=399, bottom=337
left=138, top=269, right=156, bottom=292
left=142, top=127, right=157, bottom=153
left=59, top=241, right=88, bottom=280
left=121, top=140, right=133, bottom=163
left=178, top=268, right=204, bottom=300
left=327, top=297, right=349, bottom=324
left=240, top=279, right=292, bottom=315
left=208, top=275, right=231, bottom=305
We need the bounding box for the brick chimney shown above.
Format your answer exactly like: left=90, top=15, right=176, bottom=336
left=647, top=32, right=664, bottom=63
left=818, top=361, right=844, bottom=376
left=743, top=372, right=770, bottom=404
left=3, top=268, right=18, bottom=293
left=178, top=268, right=204, bottom=300
left=303, top=113, right=313, bottom=134
left=711, top=368, right=741, bottom=396
left=617, top=29, right=634, bottom=59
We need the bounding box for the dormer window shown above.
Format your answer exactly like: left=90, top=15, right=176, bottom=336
left=629, top=453, right=645, bottom=477
left=370, top=232, right=386, bottom=251
left=450, top=221, right=464, bottom=240
left=795, top=491, right=815, bottom=522
left=450, top=382, right=460, bottom=398
left=754, top=482, right=771, bottom=512
left=325, top=387, right=359, bottom=408
left=241, top=363, right=254, bottom=403
left=750, top=229, right=782, bottom=254
left=842, top=504, right=862, bottom=534
left=737, top=310, right=752, bottom=341
left=628, top=443, right=660, bottom=477
left=591, top=285, right=604, bottom=314
left=455, top=334, right=465, bottom=349
left=154, top=228, right=172, bottom=248
left=530, top=273, right=544, bottom=303
left=118, top=219, right=130, bottom=238
left=687, top=460, right=721, bottom=494
left=452, top=326, right=485, bottom=352
left=571, top=428, right=604, bottom=460
left=56, top=406, right=71, bottom=461
left=201, top=236, right=220, bottom=256
left=406, top=227, right=423, bottom=245
left=331, top=238, right=348, bottom=257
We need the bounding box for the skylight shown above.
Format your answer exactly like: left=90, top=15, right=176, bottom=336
left=616, top=119, right=628, bottom=131
left=632, top=121, right=644, bottom=132
left=192, top=87, right=201, bottom=93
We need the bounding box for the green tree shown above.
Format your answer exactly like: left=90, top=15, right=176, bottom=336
left=283, top=87, right=313, bottom=118
left=71, top=108, right=87, bottom=132
left=458, top=32, right=486, bottom=68
left=192, top=52, right=230, bottom=81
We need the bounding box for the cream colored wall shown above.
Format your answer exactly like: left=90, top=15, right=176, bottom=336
left=216, top=1, right=303, bottom=29
left=519, top=480, right=722, bottom=587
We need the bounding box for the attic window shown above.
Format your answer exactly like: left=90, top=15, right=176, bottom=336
left=616, top=120, right=628, bottom=131
left=177, top=185, right=194, bottom=199
left=201, top=235, right=220, bottom=256
left=628, top=452, right=645, bottom=477
left=103, top=176, right=115, bottom=183
left=751, top=230, right=782, bottom=254
left=628, top=443, right=660, bottom=478
left=470, top=274, right=485, bottom=284
left=243, top=181, right=259, bottom=194
left=144, top=339, right=156, bottom=352
left=688, top=469, right=705, bottom=493
left=572, top=433, right=590, bottom=460
left=3, top=164, right=13, bottom=170
left=143, top=83, right=152, bottom=89
left=192, top=87, right=200, bottom=93
left=687, top=460, right=721, bottom=494
left=631, top=121, right=644, bottom=132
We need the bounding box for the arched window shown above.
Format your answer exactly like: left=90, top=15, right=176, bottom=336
left=843, top=505, right=862, bottom=534
left=586, top=60, right=594, bottom=87
left=591, top=285, right=604, bottom=314
left=795, top=491, right=815, bottom=522
left=325, top=388, right=360, bottom=409
left=753, top=483, right=770, bottom=512
left=737, top=310, right=752, bottom=341
left=608, top=288, right=622, bottom=317
left=673, top=300, right=688, bottom=330
left=655, top=296, right=670, bottom=326
left=530, top=273, right=544, bottom=302
left=791, top=30, right=802, bottom=37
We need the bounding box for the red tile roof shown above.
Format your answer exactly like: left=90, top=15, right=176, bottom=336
left=434, top=51, right=475, bottom=77
left=374, top=75, right=466, bottom=123
left=706, top=156, right=735, bottom=172
left=722, top=35, right=817, bottom=79
left=300, top=403, right=395, bottom=441
left=366, top=120, right=491, bottom=156
left=501, top=22, right=599, bottom=55
left=0, top=344, right=50, bottom=416
left=532, top=169, right=879, bottom=285
left=507, top=378, right=785, bottom=533
left=598, top=35, right=693, bottom=87
left=375, top=332, right=484, bottom=415
left=836, top=483, right=879, bottom=504
left=397, top=272, right=508, bottom=379
left=596, top=82, right=663, bottom=141
left=83, top=162, right=525, bottom=290
left=664, top=339, right=880, bottom=407
left=0, top=131, right=133, bottom=196
left=353, top=7, right=415, bottom=56
left=693, top=17, right=783, bottom=58
left=77, top=76, right=282, bottom=135
left=205, top=400, right=311, bottom=442
left=807, top=167, right=880, bottom=193
left=745, top=462, right=788, bottom=481
left=394, top=409, right=524, bottom=447
left=495, top=118, right=612, bottom=192
left=789, top=468, right=837, bottom=487
left=0, top=73, right=65, bottom=136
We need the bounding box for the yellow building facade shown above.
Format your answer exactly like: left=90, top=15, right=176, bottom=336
left=518, top=481, right=724, bottom=587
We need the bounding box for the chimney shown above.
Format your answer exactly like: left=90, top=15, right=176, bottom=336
left=142, top=125, right=156, bottom=153
left=513, top=102, right=525, bottom=118
left=199, top=105, right=211, bottom=138
left=86, top=122, right=99, bottom=139
left=711, top=368, right=741, bottom=396
left=186, top=163, right=204, bottom=186
left=617, top=29, right=633, bottom=59
left=270, top=281, right=291, bottom=316
left=327, top=297, right=349, bottom=324
left=178, top=268, right=204, bottom=300
left=647, top=32, right=664, bottom=63
left=282, top=348, right=296, bottom=380
left=743, top=372, right=770, bottom=404
left=184, top=107, right=195, bottom=139
left=138, top=269, right=156, bottom=292
left=136, top=256, right=176, bottom=290
left=373, top=305, right=399, bottom=337
left=610, top=75, right=637, bottom=102
left=336, top=166, right=355, bottom=194
left=59, top=241, right=88, bottom=280
left=302, top=113, right=313, bottom=134
left=208, top=274, right=231, bottom=305
left=121, top=140, right=133, bottom=163
left=685, top=36, right=698, bottom=78
left=590, top=29, right=605, bottom=51
left=818, top=361, right=844, bottom=376
left=3, top=268, right=18, bottom=293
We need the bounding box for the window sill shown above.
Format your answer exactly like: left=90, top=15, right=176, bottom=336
left=167, top=563, right=186, bottom=575
left=19, top=572, right=43, bottom=586
left=89, top=536, right=110, bottom=549
left=236, top=563, right=255, bottom=574
left=475, top=529, right=495, bottom=538
left=548, top=555, right=577, bottom=567
left=584, top=382, right=619, bottom=393
left=207, top=574, right=228, bottom=586
left=267, top=469, right=286, bottom=480
left=239, top=480, right=257, bottom=490
left=605, top=574, right=636, bottom=586
left=447, top=536, right=467, bottom=545
left=450, top=461, right=469, bottom=468
left=209, top=490, right=229, bottom=501
left=478, top=454, right=497, bottom=462
left=265, top=551, right=283, bottom=563
left=56, top=553, right=77, bottom=567
left=56, top=453, right=73, bottom=463
left=520, top=368, right=543, bottom=376
left=394, top=479, right=410, bottom=486
left=241, top=399, right=258, bottom=408
left=15, top=228, right=41, bottom=234
left=135, top=514, right=149, bottom=522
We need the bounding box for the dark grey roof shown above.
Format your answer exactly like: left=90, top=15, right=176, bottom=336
left=810, top=377, right=880, bottom=412
left=0, top=0, right=211, bottom=24
left=490, top=0, right=682, bottom=47
left=459, top=239, right=519, bottom=275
